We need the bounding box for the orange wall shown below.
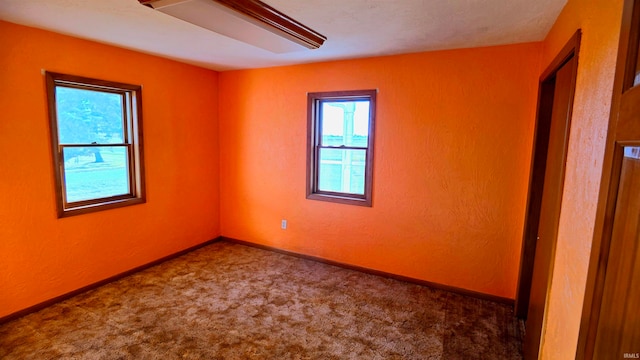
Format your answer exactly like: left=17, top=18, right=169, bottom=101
left=219, top=43, right=541, bottom=299
left=538, top=0, right=623, bottom=358
left=0, top=21, right=220, bottom=319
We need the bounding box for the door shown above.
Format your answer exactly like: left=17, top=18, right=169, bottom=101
left=515, top=31, right=582, bottom=323
left=592, top=147, right=640, bottom=358
left=522, top=53, right=578, bottom=360
left=579, top=0, right=640, bottom=357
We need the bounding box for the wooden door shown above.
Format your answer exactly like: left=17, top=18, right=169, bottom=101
left=522, top=55, right=577, bottom=360
left=515, top=31, right=581, bottom=322
left=593, top=147, right=640, bottom=358
left=579, top=0, right=640, bottom=357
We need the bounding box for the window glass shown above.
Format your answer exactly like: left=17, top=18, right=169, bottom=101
left=318, top=148, right=366, bottom=195
left=62, top=146, right=130, bottom=202
left=56, top=87, right=124, bottom=144
left=320, top=101, right=369, bottom=147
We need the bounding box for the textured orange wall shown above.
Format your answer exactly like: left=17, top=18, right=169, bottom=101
left=219, top=43, right=541, bottom=299
left=0, top=21, right=220, bottom=319
left=539, top=0, right=623, bottom=358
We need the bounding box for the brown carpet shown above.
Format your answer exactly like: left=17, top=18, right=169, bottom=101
left=0, top=241, right=523, bottom=359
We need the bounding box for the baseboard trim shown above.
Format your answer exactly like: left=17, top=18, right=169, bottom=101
left=223, top=237, right=515, bottom=306
left=0, top=236, right=223, bottom=325
left=1, top=235, right=513, bottom=324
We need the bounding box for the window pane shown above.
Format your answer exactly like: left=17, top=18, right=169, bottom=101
left=63, top=146, right=130, bottom=202
left=321, top=101, right=370, bottom=148
left=318, top=148, right=366, bottom=195
left=56, top=87, right=125, bottom=144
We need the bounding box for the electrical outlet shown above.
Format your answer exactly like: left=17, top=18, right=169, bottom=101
left=281, top=219, right=287, bottom=230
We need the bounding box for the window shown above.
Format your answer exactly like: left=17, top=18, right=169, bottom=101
left=45, top=72, right=145, bottom=217
left=307, top=90, right=376, bottom=206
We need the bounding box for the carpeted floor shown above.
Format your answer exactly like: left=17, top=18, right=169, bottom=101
left=0, top=241, right=523, bottom=359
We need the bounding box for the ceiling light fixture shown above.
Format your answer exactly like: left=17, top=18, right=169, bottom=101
left=139, top=0, right=326, bottom=53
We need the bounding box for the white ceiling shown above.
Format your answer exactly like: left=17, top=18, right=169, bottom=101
left=0, top=0, right=567, bottom=71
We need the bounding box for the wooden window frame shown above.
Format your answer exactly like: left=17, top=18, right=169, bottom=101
left=45, top=72, right=146, bottom=218
left=306, top=90, right=377, bottom=207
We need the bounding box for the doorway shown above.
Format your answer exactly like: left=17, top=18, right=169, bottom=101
left=515, top=30, right=581, bottom=359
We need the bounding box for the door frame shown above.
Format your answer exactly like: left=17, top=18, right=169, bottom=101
left=576, top=0, right=638, bottom=358
left=515, top=30, right=582, bottom=319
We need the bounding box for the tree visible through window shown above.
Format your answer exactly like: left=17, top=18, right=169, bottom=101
left=45, top=72, right=145, bottom=217
left=307, top=90, right=376, bottom=206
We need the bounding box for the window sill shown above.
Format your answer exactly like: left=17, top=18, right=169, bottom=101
left=306, top=193, right=371, bottom=207
left=59, top=197, right=146, bottom=218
